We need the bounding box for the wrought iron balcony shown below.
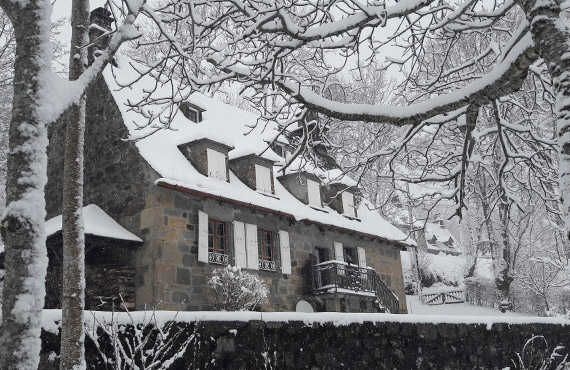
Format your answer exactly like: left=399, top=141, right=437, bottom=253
left=208, top=252, right=229, bottom=265
left=258, top=259, right=277, bottom=272
left=312, top=260, right=400, bottom=314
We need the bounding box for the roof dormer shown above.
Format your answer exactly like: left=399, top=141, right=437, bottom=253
left=179, top=101, right=206, bottom=123
left=278, top=172, right=323, bottom=207
left=178, top=138, right=234, bottom=182
left=229, top=155, right=276, bottom=194
left=323, top=183, right=358, bottom=218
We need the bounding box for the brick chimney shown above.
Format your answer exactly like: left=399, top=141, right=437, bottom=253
left=88, top=7, right=114, bottom=65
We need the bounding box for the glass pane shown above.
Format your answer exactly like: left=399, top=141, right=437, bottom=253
left=265, top=232, right=271, bottom=245
left=217, top=236, right=225, bottom=252
left=216, top=223, right=225, bottom=236
left=208, top=235, right=213, bottom=251
left=208, top=221, right=213, bottom=235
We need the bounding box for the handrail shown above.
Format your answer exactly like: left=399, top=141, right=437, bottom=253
left=312, top=261, right=400, bottom=313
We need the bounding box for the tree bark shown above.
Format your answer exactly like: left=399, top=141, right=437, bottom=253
left=0, top=1, right=52, bottom=368
left=60, top=0, right=89, bottom=368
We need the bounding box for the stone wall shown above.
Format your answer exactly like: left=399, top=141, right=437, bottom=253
left=45, top=73, right=158, bottom=233
left=39, top=317, right=570, bottom=369
left=135, top=184, right=407, bottom=313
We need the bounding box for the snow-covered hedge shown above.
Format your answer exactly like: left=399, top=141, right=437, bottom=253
left=208, top=266, right=268, bottom=311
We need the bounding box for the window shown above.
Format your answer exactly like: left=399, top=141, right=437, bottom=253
left=272, top=143, right=286, bottom=158
left=307, top=179, right=321, bottom=207
left=255, top=164, right=272, bottom=193
left=207, top=219, right=228, bottom=265
left=343, top=247, right=357, bottom=265
left=342, top=192, right=355, bottom=217
left=207, top=148, right=227, bottom=181
left=258, top=229, right=276, bottom=271
left=315, top=247, right=329, bottom=264
left=179, top=101, right=203, bottom=123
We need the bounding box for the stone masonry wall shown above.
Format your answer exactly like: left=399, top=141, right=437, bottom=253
left=136, top=185, right=407, bottom=313
left=39, top=318, right=570, bottom=369
left=45, top=73, right=158, bottom=233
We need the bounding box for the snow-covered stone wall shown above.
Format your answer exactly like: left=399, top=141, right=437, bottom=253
left=38, top=312, right=569, bottom=369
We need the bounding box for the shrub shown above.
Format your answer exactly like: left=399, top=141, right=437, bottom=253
left=208, top=266, right=268, bottom=311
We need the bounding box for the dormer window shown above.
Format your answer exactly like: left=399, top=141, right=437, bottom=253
left=180, top=101, right=205, bottom=123
left=255, top=164, right=272, bottom=193
left=307, top=179, right=321, bottom=207
left=272, top=143, right=286, bottom=158
left=207, top=148, right=227, bottom=181
left=342, top=192, right=356, bottom=217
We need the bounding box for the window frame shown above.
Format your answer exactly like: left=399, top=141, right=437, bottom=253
left=208, top=219, right=227, bottom=255
left=257, top=229, right=274, bottom=262
left=343, top=246, right=357, bottom=265
left=206, top=148, right=228, bottom=181
left=255, top=164, right=273, bottom=193
left=342, top=192, right=356, bottom=217
left=307, top=179, right=321, bottom=207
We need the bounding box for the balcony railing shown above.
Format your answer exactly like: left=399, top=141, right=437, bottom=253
left=258, top=259, right=277, bottom=272
left=312, top=260, right=400, bottom=314
left=208, top=252, right=229, bottom=265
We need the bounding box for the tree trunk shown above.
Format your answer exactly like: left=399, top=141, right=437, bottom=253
left=59, top=0, right=89, bottom=368
left=495, top=196, right=514, bottom=310
left=0, top=1, right=52, bottom=368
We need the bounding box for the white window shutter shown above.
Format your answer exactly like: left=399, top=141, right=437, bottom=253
left=207, top=149, right=227, bottom=181
left=245, top=223, right=259, bottom=270
left=233, top=221, right=247, bottom=268
left=342, top=192, right=355, bottom=217
left=279, top=230, right=292, bottom=275
left=255, top=165, right=272, bottom=193
left=307, top=179, right=321, bottom=206
left=198, top=211, right=209, bottom=263
left=334, top=242, right=344, bottom=261
left=358, top=247, right=367, bottom=268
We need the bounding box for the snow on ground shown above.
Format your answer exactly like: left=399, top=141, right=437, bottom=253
left=406, top=295, right=536, bottom=317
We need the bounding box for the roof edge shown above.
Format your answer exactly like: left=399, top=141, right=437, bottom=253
left=156, top=181, right=413, bottom=249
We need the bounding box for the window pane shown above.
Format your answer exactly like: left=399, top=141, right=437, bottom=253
left=208, top=221, right=213, bottom=235
left=208, top=235, right=213, bottom=251
left=217, top=236, right=225, bottom=252
left=216, top=223, right=225, bottom=236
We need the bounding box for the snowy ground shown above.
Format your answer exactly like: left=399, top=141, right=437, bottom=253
left=406, top=295, right=537, bottom=317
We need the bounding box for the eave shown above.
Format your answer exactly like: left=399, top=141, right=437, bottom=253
left=157, top=181, right=411, bottom=250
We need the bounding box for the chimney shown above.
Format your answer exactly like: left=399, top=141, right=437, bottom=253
left=88, top=7, right=114, bottom=65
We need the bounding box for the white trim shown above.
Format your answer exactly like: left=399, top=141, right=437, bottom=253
left=334, top=242, right=344, bottom=262
left=307, top=179, right=321, bottom=207
left=233, top=221, right=247, bottom=268
left=198, top=211, right=209, bottom=263
left=245, top=223, right=259, bottom=270
left=358, top=247, right=367, bottom=268
left=255, top=164, right=272, bottom=193
left=342, top=192, right=355, bottom=217
left=206, top=148, right=227, bottom=181
left=279, top=230, right=292, bottom=274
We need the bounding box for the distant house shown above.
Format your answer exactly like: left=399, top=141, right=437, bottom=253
left=424, top=219, right=461, bottom=256
left=41, top=8, right=413, bottom=314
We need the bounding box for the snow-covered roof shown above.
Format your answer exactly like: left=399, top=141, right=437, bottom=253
left=102, top=57, right=414, bottom=246
left=425, top=221, right=460, bottom=254
left=45, top=204, right=143, bottom=242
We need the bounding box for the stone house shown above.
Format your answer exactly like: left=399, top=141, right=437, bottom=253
left=42, top=9, right=414, bottom=314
